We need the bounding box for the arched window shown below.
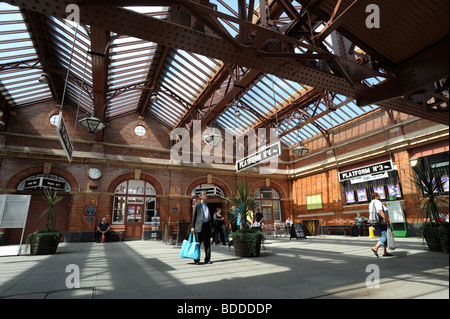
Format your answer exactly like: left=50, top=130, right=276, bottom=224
left=255, top=187, right=281, bottom=223
left=17, top=174, right=71, bottom=192
left=113, top=180, right=157, bottom=224
left=191, top=184, right=224, bottom=197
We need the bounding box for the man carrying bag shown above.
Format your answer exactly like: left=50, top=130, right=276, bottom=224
left=190, top=191, right=214, bottom=264
left=369, top=192, right=394, bottom=257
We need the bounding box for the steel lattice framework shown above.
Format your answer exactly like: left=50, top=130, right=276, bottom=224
left=0, top=0, right=448, bottom=146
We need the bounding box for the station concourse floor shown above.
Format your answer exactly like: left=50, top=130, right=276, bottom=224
left=0, top=235, right=448, bottom=300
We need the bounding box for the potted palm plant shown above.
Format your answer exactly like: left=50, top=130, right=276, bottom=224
left=225, top=181, right=264, bottom=257
left=411, top=166, right=449, bottom=253
left=26, top=189, right=63, bottom=255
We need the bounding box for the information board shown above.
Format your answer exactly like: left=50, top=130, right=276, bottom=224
left=386, top=201, right=405, bottom=223
left=0, top=194, right=31, bottom=256
left=290, top=223, right=306, bottom=240
left=386, top=201, right=409, bottom=237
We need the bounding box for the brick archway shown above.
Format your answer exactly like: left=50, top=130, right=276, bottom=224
left=107, top=172, right=165, bottom=195
left=6, top=165, right=79, bottom=192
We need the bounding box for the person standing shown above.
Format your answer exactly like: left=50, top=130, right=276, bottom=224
left=254, top=208, right=263, bottom=232
left=213, top=207, right=226, bottom=246
left=228, top=206, right=238, bottom=232
left=369, top=192, right=393, bottom=257
left=191, top=191, right=214, bottom=264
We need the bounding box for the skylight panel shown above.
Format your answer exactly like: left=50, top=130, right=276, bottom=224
left=0, top=4, right=53, bottom=106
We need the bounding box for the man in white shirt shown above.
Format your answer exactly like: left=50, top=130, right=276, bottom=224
left=369, top=192, right=392, bottom=257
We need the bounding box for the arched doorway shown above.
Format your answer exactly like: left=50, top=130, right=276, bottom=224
left=190, top=184, right=226, bottom=220
left=6, top=174, right=72, bottom=245
left=112, top=179, right=157, bottom=240
left=254, top=187, right=281, bottom=224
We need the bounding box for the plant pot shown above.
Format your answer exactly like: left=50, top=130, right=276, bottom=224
left=28, top=231, right=62, bottom=255
left=233, top=235, right=262, bottom=257
left=422, top=227, right=444, bottom=252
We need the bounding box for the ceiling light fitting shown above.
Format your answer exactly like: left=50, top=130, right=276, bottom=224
left=150, top=92, right=158, bottom=103
left=78, top=110, right=106, bottom=134
left=38, top=73, right=50, bottom=84
left=292, top=142, right=309, bottom=157
left=203, top=127, right=223, bottom=147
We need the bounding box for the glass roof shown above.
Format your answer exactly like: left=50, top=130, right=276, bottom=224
left=0, top=3, right=53, bottom=106
left=0, top=1, right=383, bottom=146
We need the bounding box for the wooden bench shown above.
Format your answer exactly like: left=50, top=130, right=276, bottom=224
left=326, top=220, right=353, bottom=235
left=110, top=225, right=125, bottom=242
left=326, top=220, right=370, bottom=236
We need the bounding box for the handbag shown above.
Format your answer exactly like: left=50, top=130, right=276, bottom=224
left=180, top=233, right=200, bottom=260
left=371, top=201, right=387, bottom=226
left=387, top=227, right=397, bottom=250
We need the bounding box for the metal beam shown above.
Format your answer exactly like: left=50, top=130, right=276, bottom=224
left=6, top=0, right=447, bottom=125
left=356, top=38, right=449, bottom=107
left=90, top=26, right=110, bottom=141
left=137, top=45, right=170, bottom=117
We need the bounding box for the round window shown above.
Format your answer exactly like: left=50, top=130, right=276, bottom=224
left=134, top=125, right=146, bottom=136
left=49, top=114, right=59, bottom=126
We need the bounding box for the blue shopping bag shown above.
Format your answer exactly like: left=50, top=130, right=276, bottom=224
left=180, top=233, right=200, bottom=260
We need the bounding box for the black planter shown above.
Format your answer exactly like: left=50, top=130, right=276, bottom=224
left=28, top=232, right=62, bottom=255
left=233, top=235, right=262, bottom=257
left=422, top=227, right=447, bottom=253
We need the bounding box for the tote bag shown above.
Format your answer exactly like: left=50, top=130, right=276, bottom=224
left=370, top=201, right=387, bottom=226
left=387, top=227, right=397, bottom=250
left=180, top=233, right=200, bottom=260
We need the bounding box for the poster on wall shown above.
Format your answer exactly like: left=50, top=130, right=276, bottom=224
left=442, top=176, right=449, bottom=192
left=357, top=189, right=368, bottom=202
left=387, top=184, right=402, bottom=198
left=373, top=186, right=386, bottom=199
left=345, top=191, right=355, bottom=203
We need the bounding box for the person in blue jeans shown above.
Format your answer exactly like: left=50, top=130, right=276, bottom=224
left=369, top=192, right=393, bottom=257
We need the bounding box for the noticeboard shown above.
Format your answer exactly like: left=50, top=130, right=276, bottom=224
left=386, top=201, right=409, bottom=237
left=386, top=201, right=405, bottom=223
left=290, top=223, right=306, bottom=240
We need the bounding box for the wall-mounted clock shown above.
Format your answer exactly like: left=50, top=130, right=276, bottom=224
left=88, top=168, right=102, bottom=180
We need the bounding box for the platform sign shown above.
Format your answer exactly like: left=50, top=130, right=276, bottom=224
left=236, top=141, right=281, bottom=173
left=56, top=111, right=73, bottom=162
left=339, top=160, right=393, bottom=182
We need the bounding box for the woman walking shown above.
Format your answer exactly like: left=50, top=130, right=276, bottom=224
left=369, top=192, right=393, bottom=257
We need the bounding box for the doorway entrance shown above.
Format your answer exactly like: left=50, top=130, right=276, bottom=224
left=125, top=204, right=143, bottom=240
left=112, top=179, right=158, bottom=240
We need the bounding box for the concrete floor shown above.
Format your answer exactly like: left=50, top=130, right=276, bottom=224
left=0, top=235, right=448, bottom=300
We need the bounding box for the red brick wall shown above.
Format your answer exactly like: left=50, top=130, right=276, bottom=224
left=1, top=101, right=448, bottom=239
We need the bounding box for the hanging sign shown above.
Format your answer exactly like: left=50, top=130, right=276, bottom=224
left=339, top=160, right=393, bottom=182
left=23, top=177, right=66, bottom=191
left=56, top=112, right=73, bottom=162
left=236, top=141, right=281, bottom=173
